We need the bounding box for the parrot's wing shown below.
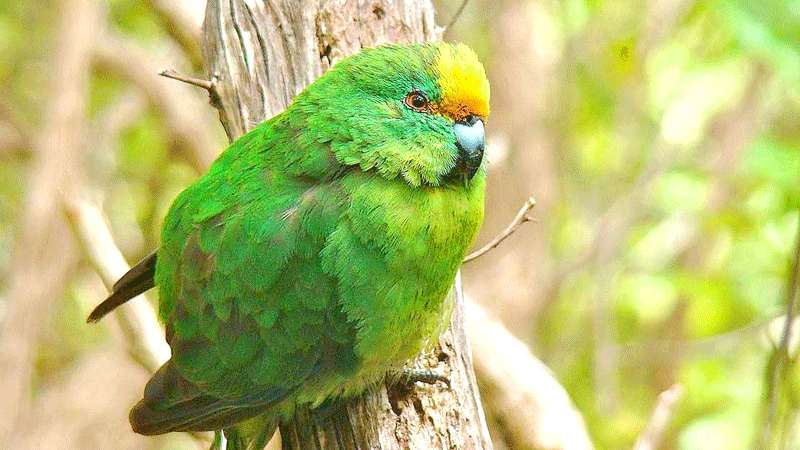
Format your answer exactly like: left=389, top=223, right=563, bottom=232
left=129, top=360, right=311, bottom=434
left=142, top=149, right=357, bottom=432
left=87, top=250, right=158, bottom=322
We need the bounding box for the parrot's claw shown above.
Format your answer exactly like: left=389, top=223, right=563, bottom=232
left=401, top=368, right=451, bottom=388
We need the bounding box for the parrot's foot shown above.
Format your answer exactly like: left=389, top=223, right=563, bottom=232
left=400, top=368, right=451, bottom=388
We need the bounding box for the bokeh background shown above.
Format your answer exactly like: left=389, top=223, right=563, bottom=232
left=1, top=0, right=799, bottom=449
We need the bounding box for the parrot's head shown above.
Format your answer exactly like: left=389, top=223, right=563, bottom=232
left=294, top=42, right=490, bottom=187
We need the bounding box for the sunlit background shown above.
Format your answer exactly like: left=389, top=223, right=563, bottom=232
left=1, top=0, right=799, bottom=449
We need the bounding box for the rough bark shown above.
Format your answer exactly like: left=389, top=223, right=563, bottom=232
left=0, top=0, right=96, bottom=443
left=203, top=0, right=439, bottom=139
left=202, top=1, right=493, bottom=449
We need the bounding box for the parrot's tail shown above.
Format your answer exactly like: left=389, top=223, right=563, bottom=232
left=87, top=250, right=157, bottom=322
left=130, top=361, right=289, bottom=438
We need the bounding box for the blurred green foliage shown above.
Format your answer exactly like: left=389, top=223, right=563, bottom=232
left=443, top=0, right=800, bottom=448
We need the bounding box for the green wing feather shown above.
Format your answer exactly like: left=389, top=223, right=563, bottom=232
left=129, top=361, right=291, bottom=434
left=133, top=124, right=358, bottom=433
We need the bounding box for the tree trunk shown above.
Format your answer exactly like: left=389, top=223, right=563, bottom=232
left=201, top=1, right=493, bottom=449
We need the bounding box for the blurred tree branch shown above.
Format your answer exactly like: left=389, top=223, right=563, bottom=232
left=72, top=65, right=211, bottom=448
left=65, top=196, right=212, bottom=446
left=444, top=0, right=470, bottom=31
left=0, top=98, right=32, bottom=156
left=89, top=90, right=148, bottom=190
left=64, top=196, right=170, bottom=372
left=466, top=300, right=594, bottom=450
left=759, top=210, right=800, bottom=449
left=95, top=91, right=148, bottom=139
left=143, top=0, right=205, bottom=70
left=633, top=384, right=684, bottom=450
left=93, top=31, right=221, bottom=172
left=0, top=0, right=97, bottom=443
left=638, top=0, right=696, bottom=56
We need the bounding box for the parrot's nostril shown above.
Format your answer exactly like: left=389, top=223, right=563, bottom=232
left=462, top=114, right=480, bottom=126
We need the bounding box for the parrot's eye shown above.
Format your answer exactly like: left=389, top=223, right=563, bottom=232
left=404, top=91, right=430, bottom=112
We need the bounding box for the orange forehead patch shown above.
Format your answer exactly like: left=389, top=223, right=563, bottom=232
left=433, top=43, right=490, bottom=121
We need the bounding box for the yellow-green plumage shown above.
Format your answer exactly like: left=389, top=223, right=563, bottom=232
left=89, top=42, right=489, bottom=448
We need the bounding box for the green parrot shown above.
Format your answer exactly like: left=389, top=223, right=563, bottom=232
left=88, top=42, right=490, bottom=449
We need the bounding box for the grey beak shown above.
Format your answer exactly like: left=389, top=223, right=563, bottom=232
left=452, top=115, right=485, bottom=180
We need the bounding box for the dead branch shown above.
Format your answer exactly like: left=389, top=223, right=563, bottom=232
left=159, top=69, right=215, bottom=91
left=93, top=32, right=221, bottom=172
left=633, top=384, right=684, bottom=450
left=466, top=300, right=595, bottom=450
left=0, top=0, right=96, bottom=443
left=63, top=195, right=170, bottom=372
left=464, top=196, right=536, bottom=263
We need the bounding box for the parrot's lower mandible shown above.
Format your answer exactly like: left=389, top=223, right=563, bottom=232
left=88, top=42, right=490, bottom=449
